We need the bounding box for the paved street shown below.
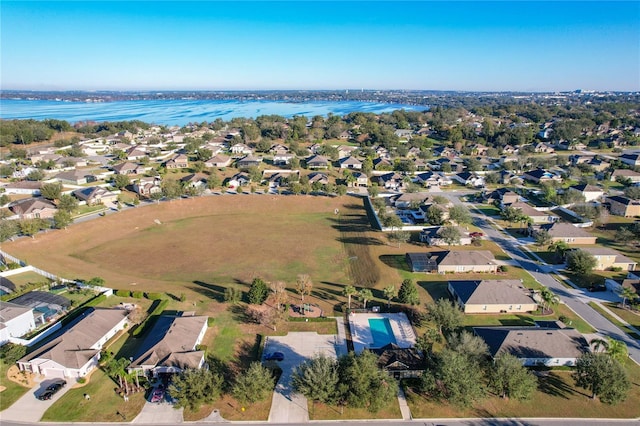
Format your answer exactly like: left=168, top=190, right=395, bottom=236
left=442, top=192, right=640, bottom=365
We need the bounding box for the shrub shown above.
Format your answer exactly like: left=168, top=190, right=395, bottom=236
left=498, top=265, right=508, bottom=273
left=115, top=290, right=130, bottom=297
left=207, top=317, right=215, bottom=327
left=145, top=292, right=165, bottom=300
left=132, top=291, right=144, bottom=299
left=76, top=377, right=86, bottom=384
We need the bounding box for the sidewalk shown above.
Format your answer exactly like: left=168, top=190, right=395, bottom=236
left=591, top=301, right=640, bottom=336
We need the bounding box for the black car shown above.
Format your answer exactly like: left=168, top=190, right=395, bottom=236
left=46, top=379, right=67, bottom=392
left=589, top=284, right=607, bottom=292
left=37, top=390, right=55, bottom=401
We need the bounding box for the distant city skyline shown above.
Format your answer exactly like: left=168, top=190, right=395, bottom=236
left=1, top=1, right=638, bottom=92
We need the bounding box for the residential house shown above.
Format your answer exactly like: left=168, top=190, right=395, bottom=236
left=269, top=144, right=290, bottom=155
left=433, top=146, right=458, bottom=158
left=9, top=198, right=57, bottom=219
left=180, top=173, right=208, bottom=190
left=620, top=153, right=640, bottom=167
left=394, top=129, right=413, bottom=140
left=10, top=291, right=69, bottom=324
left=373, top=157, right=393, bottom=170
left=473, top=325, right=588, bottom=366
left=392, top=192, right=432, bottom=209
left=523, top=169, right=562, bottom=184
left=306, top=155, right=330, bottom=169
left=452, top=172, right=484, bottom=187
left=72, top=187, right=118, bottom=206
left=164, top=154, right=189, bottom=169
left=112, top=162, right=144, bottom=175
left=372, top=172, right=404, bottom=191
left=204, top=154, right=231, bottom=168
left=504, top=202, right=558, bottom=224
left=569, top=247, right=636, bottom=271
left=227, top=172, right=251, bottom=189
left=484, top=188, right=519, bottom=206
left=419, top=226, right=472, bottom=246
left=230, top=143, right=252, bottom=155
left=608, top=195, right=640, bottom=217
left=55, top=157, right=88, bottom=169
left=339, top=131, right=352, bottom=140
left=448, top=280, right=538, bottom=314
left=17, top=308, right=128, bottom=378
left=611, top=169, right=640, bottom=183
left=125, top=146, right=147, bottom=161
left=128, top=315, right=207, bottom=377
left=2, top=181, right=42, bottom=196
left=237, top=155, right=263, bottom=168
left=273, top=153, right=295, bottom=166
left=372, top=343, right=424, bottom=379
left=413, top=172, right=452, bottom=188
left=54, top=170, right=97, bottom=185
left=533, top=142, right=555, bottom=153
left=569, top=184, right=604, bottom=203
left=307, top=172, right=329, bottom=186
left=133, top=176, right=162, bottom=197
left=405, top=250, right=498, bottom=274
left=337, top=145, right=358, bottom=159
left=0, top=301, right=36, bottom=346
left=339, top=156, right=363, bottom=170
left=352, top=172, right=368, bottom=187
left=530, top=222, right=597, bottom=244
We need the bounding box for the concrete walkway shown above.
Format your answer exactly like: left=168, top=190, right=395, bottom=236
left=1, top=377, right=72, bottom=422
left=334, top=316, right=348, bottom=357
left=397, top=386, right=412, bottom=420
left=132, top=401, right=183, bottom=423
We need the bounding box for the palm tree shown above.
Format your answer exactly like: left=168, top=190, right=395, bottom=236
left=548, top=240, right=569, bottom=263
left=358, top=288, right=373, bottom=310
left=343, top=285, right=357, bottom=310
left=383, top=285, right=396, bottom=309
left=539, top=288, right=560, bottom=314
left=618, top=286, right=637, bottom=309
left=590, top=337, right=628, bottom=362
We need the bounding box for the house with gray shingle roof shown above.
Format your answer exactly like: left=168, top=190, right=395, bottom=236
left=128, top=315, right=207, bottom=377
left=568, top=247, right=636, bottom=271
left=17, top=308, right=128, bottom=378
left=406, top=250, right=498, bottom=274
left=0, top=301, right=36, bottom=346
left=473, top=326, right=589, bottom=366
left=448, top=280, right=538, bottom=314
left=530, top=222, right=597, bottom=244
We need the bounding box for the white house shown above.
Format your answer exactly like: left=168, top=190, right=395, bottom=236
left=0, top=301, right=36, bottom=346
left=17, top=308, right=128, bottom=379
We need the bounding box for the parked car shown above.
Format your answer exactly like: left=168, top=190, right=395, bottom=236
left=37, top=390, right=55, bottom=401
left=263, top=351, right=285, bottom=361
left=46, top=379, right=67, bottom=393
left=469, top=232, right=484, bottom=238
left=589, top=284, right=607, bottom=292
left=150, top=388, right=164, bottom=403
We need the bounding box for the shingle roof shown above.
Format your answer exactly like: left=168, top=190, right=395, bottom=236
left=539, top=222, right=594, bottom=238
left=473, top=327, right=588, bottom=359
left=449, top=280, right=536, bottom=305
left=373, top=343, right=424, bottom=371
left=0, top=301, right=32, bottom=323
left=438, top=250, right=496, bottom=266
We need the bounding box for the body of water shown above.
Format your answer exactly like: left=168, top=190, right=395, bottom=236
left=0, top=99, right=424, bottom=126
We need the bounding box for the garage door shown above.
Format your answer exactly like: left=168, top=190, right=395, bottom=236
left=44, top=368, right=66, bottom=379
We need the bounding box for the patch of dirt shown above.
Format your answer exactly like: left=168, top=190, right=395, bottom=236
left=7, top=365, right=37, bottom=387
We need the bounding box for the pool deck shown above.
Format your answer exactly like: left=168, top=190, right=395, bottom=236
left=348, top=312, right=417, bottom=353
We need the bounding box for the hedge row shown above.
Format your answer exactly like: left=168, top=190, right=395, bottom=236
left=114, top=289, right=166, bottom=300
left=288, top=316, right=333, bottom=322
left=131, top=299, right=169, bottom=338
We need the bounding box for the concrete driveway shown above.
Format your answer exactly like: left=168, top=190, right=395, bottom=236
left=132, top=399, right=183, bottom=424
left=1, top=378, right=72, bottom=422
left=265, top=332, right=344, bottom=423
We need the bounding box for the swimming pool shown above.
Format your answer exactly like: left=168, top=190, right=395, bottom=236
left=368, top=318, right=397, bottom=348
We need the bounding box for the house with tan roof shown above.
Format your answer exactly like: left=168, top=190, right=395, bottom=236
left=503, top=202, right=558, bottom=224
left=72, top=187, right=118, bottom=206
left=9, top=198, right=57, bottom=220
left=306, top=155, right=330, bottom=169
left=611, top=169, right=640, bottom=183
left=473, top=325, right=589, bottom=366
left=608, top=195, right=640, bottom=217
left=128, top=315, right=207, bottom=377
left=339, top=156, right=363, bottom=170
left=164, top=154, right=189, bottom=169
left=568, top=247, right=636, bottom=271
left=530, top=222, right=597, bottom=244
left=448, top=280, right=538, bottom=314
left=568, top=184, right=604, bottom=203
left=17, top=308, right=128, bottom=378
left=405, top=250, right=498, bottom=274
left=204, top=154, right=231, bottom=168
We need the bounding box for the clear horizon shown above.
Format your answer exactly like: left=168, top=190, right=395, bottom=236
left=1, top=1, right=639, bottom=92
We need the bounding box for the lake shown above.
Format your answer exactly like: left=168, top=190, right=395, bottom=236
left=0, top=99, right=425, bottom=126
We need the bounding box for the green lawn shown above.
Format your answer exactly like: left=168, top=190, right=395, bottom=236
left=604, top=302, right=640, bottom=331
left=0, top=361, right=31, bottom=411
left=309, top=398, right=401, bottom=420
left=588, top=302, right=640, bottom=340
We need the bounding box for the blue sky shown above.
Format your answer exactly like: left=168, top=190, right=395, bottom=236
left=1, top=1, right=638, bottom=92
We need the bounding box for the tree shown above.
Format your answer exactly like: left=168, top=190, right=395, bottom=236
left=57, top=194, right=78, bottom=213
left=446, top=330, right=489, bottom=364
left=387, top=230, right=410, bottom=247
left=426, top=205, right=445, bottom=226
left=292, top=354, right=340, bottom=404
left=383, top=285, right=396, bottom=308
left=573, top=353, right=630, bottom=404
left=358, top=288, right=373, bottom=309
left=53, top=209, right=72, bottom=229
left=367, top=185, right=379, bottom=198
left=296, top=274, right=313, bottom=302
left=338, top=351, right=398, bottom=413
left=421, top=348, right=485, bottom=406
left=168, top=368, right=224, bottom=411
left=426, top=298, right=462, bottom=335
left=0, top=220, right=18, bottom=242
left=19, top=218, right=47, bottom=237
left=591, top=337, right=629, bottom=362
left=490, top=353, right=537, bottom=400
left=247, top=278, right=269, bottom=305
left=534, top=229, right=552, bottom=247
left=343, top=285, right=357, bottom=310
left=439, top=226, right=461, bottom=246
left=448, top=205, right=472, bottom=226
left=618, top=286, right=637, bottom=309
left=40, top=182, right=62, bottom=200
left=0, top=343, right=27, bottom=364
left=113, top=174, right=130, bottom=190
left=500, top=205, right=523, bottom=226
left=232, top=362, right=275, bottom=404
left=381, top=213, right=403, bottom=230
left=224, top=287, right=242, bottom=304
left=161, top=178, right=183, bottom=199
left=269, top=281, right=288, bottom=311
left=566, top=249, right=597, bottom=276
left=548, top=240, right=569, bottom=261
left=398, top=279, right=420, bottom=305
left=539, top=287, right=560, bottom=314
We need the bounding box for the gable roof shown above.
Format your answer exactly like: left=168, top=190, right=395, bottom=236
left=19, top=308, right=128, bottom=369
left=9, top=198, right=56, bottom=215
left=570, top=184, right=603, bottom=193
left=129, top=315, right=207, bottom=371
left=539, top=222, right=594, bottom=239
left=0, top=301, right=32, bottom=323
left=449, top=280, right=536, bottom=305
left=572, top=247, right=636, bottom=264
left=506, top=202, right=551, bottom=218
left=437, top=250, right=496, bottom=266
left=372, top=343, right=424, bottom=371
left=473, top=327, right=588, bottom=360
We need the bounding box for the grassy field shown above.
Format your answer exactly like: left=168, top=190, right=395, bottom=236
left=0, top=361, right=31, bottom=411
left=588, top=302, right=640, bottom=340
left=310, top=398, right=401, bottom=420
left=404, top=357, right=640, bottom=419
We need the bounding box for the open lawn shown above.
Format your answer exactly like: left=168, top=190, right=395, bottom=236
left=310, top=398, right=401, bottom=420
left=404, top=357, right=640, bottom=419
left=0, top=361, right=31, bottom=411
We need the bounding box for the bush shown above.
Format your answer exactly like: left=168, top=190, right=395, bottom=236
left=76, top=377, right=86, bottom=384
left=207, top=317, right=215, bottom=327
left=132, top=291, right=144, bottom=299
left=145, top=292, right=165, bottom=300
left=498, top=265, right=508, bottom=273
left=114, top=290, right=130, bottom=297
